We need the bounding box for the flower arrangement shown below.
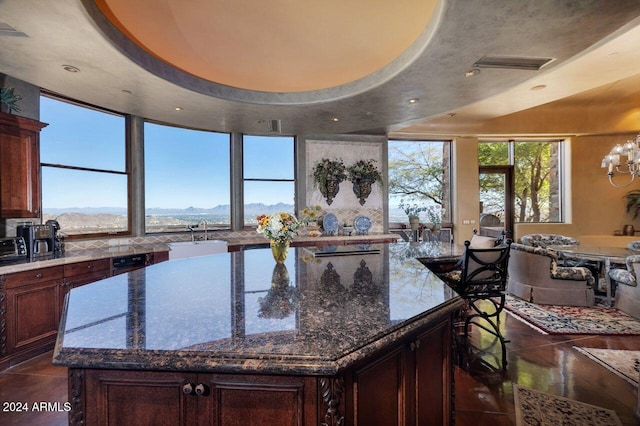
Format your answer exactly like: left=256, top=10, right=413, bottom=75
left=256, top=212, right=302, bottom=243
left=300, top=205, right=323, bottom=224
left=0, top=87, right=22, bottom=114
left=347, top=159, right=382, bottom=184
left=313, top=158, right=347, bottom=189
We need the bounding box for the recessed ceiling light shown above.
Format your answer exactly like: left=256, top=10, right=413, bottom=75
left=62, top=65, right=80, bottom=73
left=530, top=84, right=547, bottom=91
left=175, top=107, right=183, bottom=111
left=408, top=98, right=419, bottom=104
left=332, top=117, right=339, bottom=122
left=465, top=68, right=480, bottom=77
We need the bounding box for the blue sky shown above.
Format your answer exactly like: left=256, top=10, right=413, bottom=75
left=40, top=97, right=294, bottom=209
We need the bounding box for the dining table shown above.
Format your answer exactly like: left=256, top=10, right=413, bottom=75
left=546, top=245, right=633, bottom=306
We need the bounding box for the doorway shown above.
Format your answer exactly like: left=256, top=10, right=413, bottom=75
left=479, top=166, right=514, bottom=239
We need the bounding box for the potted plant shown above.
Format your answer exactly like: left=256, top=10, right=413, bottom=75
left=624, top=190, right=640, bottom=219
left=426, top=206, right=442, bottom=232
left=0, top=87, right=22, bottom=114
left=347, top=159, right=383, bottom=205
left=399, top=200, right=427, bottom=231
left=313, top=158, right=347, bottom=205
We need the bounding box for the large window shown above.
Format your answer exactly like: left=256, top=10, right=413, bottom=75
left=243, top=135, right=295, bottom=225
left=479, top=140, right=563, bottom=223
left=40, top=95, right=128, bottom=236
left=144, top=123, right=230, bottom=232
left=388, top=139, right=452, bottom=224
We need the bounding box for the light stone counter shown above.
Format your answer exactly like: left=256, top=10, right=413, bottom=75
left=0, top=244, right=171, bottom=275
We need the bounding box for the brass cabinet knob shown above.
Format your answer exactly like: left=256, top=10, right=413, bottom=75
left=182, top=383, right=194, bottom=395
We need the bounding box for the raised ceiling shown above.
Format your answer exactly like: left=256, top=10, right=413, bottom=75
left=0, top=0, right=639, bottom=135
left=94, top=0, right=438, bottom=92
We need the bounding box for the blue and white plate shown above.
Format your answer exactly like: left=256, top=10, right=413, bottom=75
left=353, top=215, right=372, bottom=234
left=322, top=213, right=339, bottom=235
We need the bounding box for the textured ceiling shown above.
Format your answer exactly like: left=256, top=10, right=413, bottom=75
left=0, top=0, right=639, bottom=135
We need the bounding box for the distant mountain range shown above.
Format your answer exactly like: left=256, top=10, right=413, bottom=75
left=43, top=203, right=295, bottom=216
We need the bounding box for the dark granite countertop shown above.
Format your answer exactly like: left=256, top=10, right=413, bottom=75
left=53, top=242, right=461, bottom=375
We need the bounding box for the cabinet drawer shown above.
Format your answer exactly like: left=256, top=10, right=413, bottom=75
left=3, top=266, right=64, bottom=289
left=64, top=259, right=110, bottom=278
left=65, top=269, right=110, bottom=288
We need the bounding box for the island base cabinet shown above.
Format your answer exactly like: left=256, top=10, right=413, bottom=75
left=77, top=370, right=318, bottom=426
left=67, top=316, right=454, bottom=425
left=347, top=318, right=452, bottom=426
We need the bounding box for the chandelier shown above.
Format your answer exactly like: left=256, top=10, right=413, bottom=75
left=601, top=133, right=640, bottom=187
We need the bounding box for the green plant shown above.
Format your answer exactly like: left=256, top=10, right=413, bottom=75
left=347, top=159, right=382, bottom=184
left=624, top=190, right=640, bottom=219
left=0, top=87, right=22, bottom=113
left=398, top=200, right=427, bottom=218
left=313, top=158, right=347, bottom=188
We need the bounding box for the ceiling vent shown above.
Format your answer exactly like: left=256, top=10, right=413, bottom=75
left=473, top=55, right=554, bottom=71
left=267, top=119, right=281, bottom=134
left=0, top=22, right=28, bottom=37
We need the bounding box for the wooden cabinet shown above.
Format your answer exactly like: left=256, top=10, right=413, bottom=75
left=2, top=266, right=64, bottom=363
left=60, top=259, right=111, bottom=314
left=69, top=315, right=454, bottom=425
left=347, top=317, right=453, bottom=426
left=0, top=112, right=47, bottom=218
left=79, top=370, right=317, bottom=426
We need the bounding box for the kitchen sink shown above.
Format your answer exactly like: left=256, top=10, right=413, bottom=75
left=168, top=240, right=228, bottom=260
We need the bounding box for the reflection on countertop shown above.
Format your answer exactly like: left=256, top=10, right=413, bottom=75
left=53, top=242, right=460, bottom=375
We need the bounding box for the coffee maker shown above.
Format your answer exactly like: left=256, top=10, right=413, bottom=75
left=16, top=222, right=56, bottom=258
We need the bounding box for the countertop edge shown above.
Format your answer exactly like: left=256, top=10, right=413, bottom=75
left=52, top=297, right=462, bottom=376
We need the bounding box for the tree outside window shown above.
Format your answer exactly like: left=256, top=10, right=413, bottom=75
left=479, top=140, right=561, bottom=223
left=388, top=140, right=451, bottom=224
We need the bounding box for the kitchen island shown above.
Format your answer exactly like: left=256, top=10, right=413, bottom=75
left=53, top=243, right=462, bottom=425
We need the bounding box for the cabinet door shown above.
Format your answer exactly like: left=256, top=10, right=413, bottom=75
left=351, top=346, right=406, bottom=426
left=84, top=369, right=199, bottom=426
left=0, top=113, right=46, bottom=218
left=198, top=374, right=318, bottom=426
left=5, top=279, right=62, bottom=354
left=413, top=319, right=452, bottom=426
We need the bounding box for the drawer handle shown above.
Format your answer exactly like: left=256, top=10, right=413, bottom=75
left=35, top=273, right=43, bottom=279
left=87, top=265, right=93, bottom=269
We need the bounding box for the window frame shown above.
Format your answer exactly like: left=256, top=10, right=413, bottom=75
left=39, top=91, right=131, bottom=239
left=242, top=134, right=297, bottom=227
left=143, top=120, right=232, bottom=234
left=478, top=138, right=565, bottom=223
left=387, top=138, right=453, bottom=226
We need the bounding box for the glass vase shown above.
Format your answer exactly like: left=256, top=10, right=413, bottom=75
left=270, top=240, right=290, bottom=264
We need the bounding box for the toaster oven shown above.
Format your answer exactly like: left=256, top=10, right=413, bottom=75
left=0, top=237, right=27, bottom=261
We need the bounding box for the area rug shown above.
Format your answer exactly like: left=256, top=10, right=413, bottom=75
left=514, top=384, right=622, bottom=426
left=504, top=295, right=640, bottom=335
left=574, top=347, right=640, bottom=386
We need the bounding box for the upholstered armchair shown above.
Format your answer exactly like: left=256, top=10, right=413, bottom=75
left=520, top=233, right=602, bottom=279
left=608, top=255, right=640, bottom=319
left=507, top=243, right=595, bottom=306
left=520, top=233, right=578, bottom=247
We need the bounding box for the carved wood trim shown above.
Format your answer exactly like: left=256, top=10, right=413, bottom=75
left=320, top=376, right=345, bottom=426
left=69, top=369, right=85, bottom=426
left=0, top=275, right=5, bottom=357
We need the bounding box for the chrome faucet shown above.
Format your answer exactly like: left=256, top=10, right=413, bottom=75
left=187, top=224, right=198, bottom=241
left=199, top=219, right=208, bottom=240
